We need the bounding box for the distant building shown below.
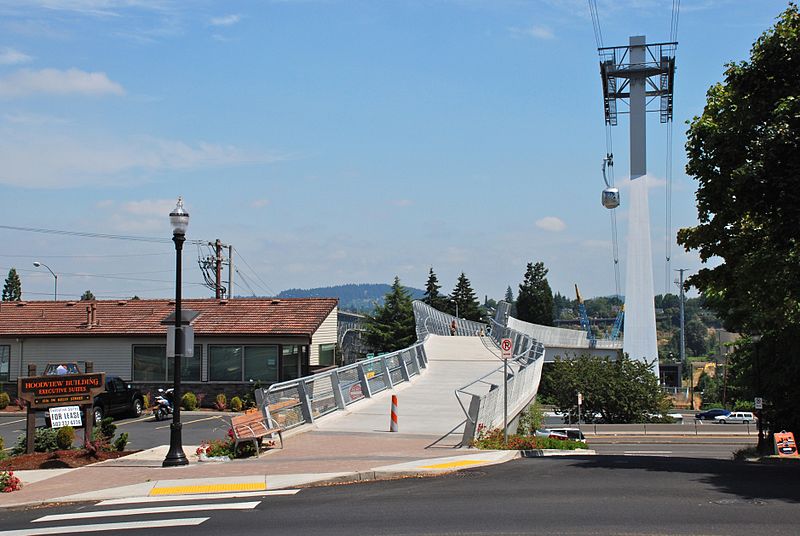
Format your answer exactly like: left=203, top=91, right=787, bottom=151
left=0, top=298, right=337, bottom=398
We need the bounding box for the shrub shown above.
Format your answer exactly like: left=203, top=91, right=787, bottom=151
left=182, top=392, right=198, bottom=411
left=99, top=417, right=116, bottom=441
left=0, top=392, right=10, bottom=410
left=732, top=445, right=760, bottom=461
left=142, top=393, right=150, bottom=409
left=14, top=397, right=26, bottom=410
left=517, top=400, right=545, bottom=436
left=733, top=400, right=755, bottom=412
left=13, top=427, right=59, bottom=454
left=0, top=471, right=22, bottom=493
left=113, top=432, right=129, bottom=452
left=56, top=426, right=75, bottom=450
left=471, top=426, right=587, bottom=451
left=230, top=396, right=243, bottom=412
left=214, top=393, right=227, bottom=411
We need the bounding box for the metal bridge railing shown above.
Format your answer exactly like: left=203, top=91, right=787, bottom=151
left=255, top=341, right=428, bottom=430
left=413, top=300, right=489, bottom=340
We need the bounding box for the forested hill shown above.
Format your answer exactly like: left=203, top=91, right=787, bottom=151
left=277, top=283, right=425, bottom=313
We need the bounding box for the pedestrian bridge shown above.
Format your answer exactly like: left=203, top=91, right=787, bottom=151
left=256, top=302, right=549, bottom=446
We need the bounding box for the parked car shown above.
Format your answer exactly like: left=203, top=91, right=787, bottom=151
left=535, top=429, right=569, bottom=441
left=714, top=412, right=756, bottom=424
left=695, top=409, right=731, bottom=421
left=548, top=428, right=587, bottom=442
left=46, top=375, right=144, bottom=426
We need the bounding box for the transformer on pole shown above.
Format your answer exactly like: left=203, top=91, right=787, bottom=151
left=597, top=36, right=677, bottom=377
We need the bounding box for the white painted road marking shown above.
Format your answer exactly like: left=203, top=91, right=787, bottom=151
left=32, top=501, right=260, bottom=523
left=97, top=489, right=299, bottom=505
left=624, top=450, right=673, bottom=455
left=0, top=517, right=209, bottom=536
left=0, top=418, right=25, bottom=427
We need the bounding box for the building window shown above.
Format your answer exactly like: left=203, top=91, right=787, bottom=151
left=210, top=345, right=280, bottom=382
left=282, top=345, right=301, bottom=381
left=133, top=345, right=201, bottom=382
left=209, top=346, right=242, bottom=382
left=0, top=345, right=9, bottom=382
left=318, top=344, right=336, bottom=366
left=244, top=346, right=279, bottom=382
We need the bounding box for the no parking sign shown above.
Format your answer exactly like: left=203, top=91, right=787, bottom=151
left=501, top=338, right=513, bottom=359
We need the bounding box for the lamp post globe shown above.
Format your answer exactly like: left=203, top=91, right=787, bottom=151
left=163, top=196, right=190, bottom=468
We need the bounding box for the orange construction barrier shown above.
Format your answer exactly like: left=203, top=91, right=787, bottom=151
left=390, top=395, right=398, bottom=432
left=774, top=430, right=798, bottom=457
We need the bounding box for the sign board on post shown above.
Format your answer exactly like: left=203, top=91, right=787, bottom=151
left=166, top=326, right=194, bottom=358
left=49, top=406, right=83, bottom=428
left=755, top=397, right=763, bottom=410
left=500, top=338, right=513, bottom=359
left=578, top=392, right=583, bottom=406
left=18, top=373, right=106, bottom=409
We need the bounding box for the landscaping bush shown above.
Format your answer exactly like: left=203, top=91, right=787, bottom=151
left=13, top=427, right=59, bottom=454
left=0, top=392, right=10, bottom=410
left=0, top=470, right=22, bottom=493
left=230, top=396, right=243, bottom=412
left=517, top=400, right=545, bottom=436
left=98, top=417, right=117, bottom=441
left=214, top=393, right=227, bottom=411
left=113, top=432, right=129, bottom=452
left=471, top=426, right=587, bottom=451
left=56, top=426, right=75, bottom=450
left=181, top=392, right=198, bottom=411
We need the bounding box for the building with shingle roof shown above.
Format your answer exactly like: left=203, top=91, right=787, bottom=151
left=0, top=297, right=338, bottom=398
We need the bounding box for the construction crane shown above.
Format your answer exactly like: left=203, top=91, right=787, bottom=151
left=610, top=305, right=624, bottom=341
left=575, top=284, right=597, bottom=348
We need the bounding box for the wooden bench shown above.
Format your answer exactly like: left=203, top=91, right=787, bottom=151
left=230, top=411, right=284, bottom=457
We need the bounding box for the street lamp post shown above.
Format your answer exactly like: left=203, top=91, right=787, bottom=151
left=163, top=197, right=190, bottom=468
left=33, top=262, right=57, bottom=301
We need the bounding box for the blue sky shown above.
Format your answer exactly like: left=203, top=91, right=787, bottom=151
left=0, top=0, right=789, bottom=302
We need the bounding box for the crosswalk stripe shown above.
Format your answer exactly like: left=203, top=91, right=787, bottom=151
left=97, top=489, right=299, bottom=506
left=0, top=517, right=209, bottom=536
left=32, top=501, right=260, bottom=523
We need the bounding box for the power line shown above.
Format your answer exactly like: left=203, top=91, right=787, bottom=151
left=232, top=247, right=275, bottom=296
left=0, top=224, right=205, bottom=246
left=0, top=252, right=166, bottom=259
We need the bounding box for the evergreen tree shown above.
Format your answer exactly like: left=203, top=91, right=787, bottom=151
left=363, top=277, right=416, bottom=352
left=516, top=262, right=554, bottom=326
left=504, top=286, right=514, bottom=303
left=2, top=268, right=22, bottom=301
left=80, top=290, right=96, bottom=301
left=422, top=268, right=447, bottom=311
left=449, top=272, right=482, bottom=321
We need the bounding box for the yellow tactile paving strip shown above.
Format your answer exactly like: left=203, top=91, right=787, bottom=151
left=419, top=459, right=491, bottom=469
left=149, top=482, right=266, bottom=496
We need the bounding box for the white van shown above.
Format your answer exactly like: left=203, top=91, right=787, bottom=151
left=714, top=412, right=756, bottom=424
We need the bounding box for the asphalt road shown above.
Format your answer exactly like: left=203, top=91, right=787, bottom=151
left=3, top=455, right=798, bottom=535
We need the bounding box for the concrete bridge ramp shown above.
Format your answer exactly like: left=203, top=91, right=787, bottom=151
left=314, top=335, right=502, bottom=446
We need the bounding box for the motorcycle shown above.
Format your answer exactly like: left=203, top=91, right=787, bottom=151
left=153, top=388, right=174, bottom=421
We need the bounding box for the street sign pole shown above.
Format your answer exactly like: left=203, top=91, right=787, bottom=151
left=500, top=338, right=513, bottom=446
left=577, top=392, right=583, bottom=436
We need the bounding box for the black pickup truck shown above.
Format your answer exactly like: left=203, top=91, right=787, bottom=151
left=93, top=376, right=145, bottom=424
left=45, top=375, right=144, bottom=426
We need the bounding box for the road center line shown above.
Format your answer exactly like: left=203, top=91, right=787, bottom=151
left=153, top=415, right=225, bottom=430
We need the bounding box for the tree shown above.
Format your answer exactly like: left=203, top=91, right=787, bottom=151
left=539, top=354, right=667, bottom=423
left=2, top=268, right=22, bottom=301
left=422, top=268, right=447, bottom=311
left=685, top=319, right=710, bottom=357
left=448, top=272, right=482, bottom=321
left=677, top=5, right=800, bottom=435
left=363, top=277, right=416, bottom=353
left=80, top=290, right=96, bottom=301
left=516, top=262, right=554, bottom=326
left=504, top=286, right=514, bottom=303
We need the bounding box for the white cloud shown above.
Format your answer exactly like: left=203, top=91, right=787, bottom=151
left=210, top=14, right=241, bottom=26
left=251, top=199, right=270, bottom=209
left=0, top=47, right=32, bottom=65
left=0, top=68, right=124, bottom=98
left=390, top=199, right=413, bottom=207
left=535, top=216, right=566, bottom=232
left=95, top=198, right=182, bottom=233
left=509, top=24, right=555, bottom=40
left=0, top=132, right=288, bottom=188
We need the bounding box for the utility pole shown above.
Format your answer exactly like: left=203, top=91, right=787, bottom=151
left=675, top=268, right=687, bottom=371
left=215, top=239, right=223, bottom=299
left=228, top=244, right=234, bottom=299
left=598, top=36, right=675, bottom=379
